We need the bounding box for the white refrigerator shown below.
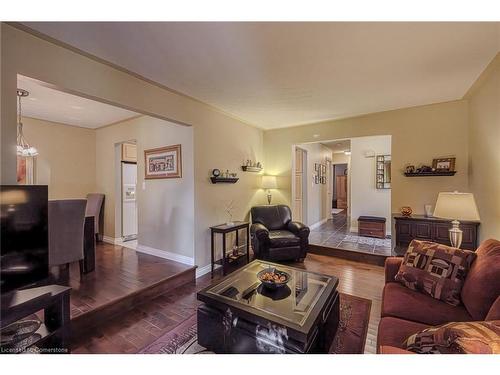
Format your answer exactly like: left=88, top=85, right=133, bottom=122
left=122, top=162, right=138, bottom=241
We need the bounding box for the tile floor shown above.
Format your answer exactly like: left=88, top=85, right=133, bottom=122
left=310, top=210, right=394, bottom=256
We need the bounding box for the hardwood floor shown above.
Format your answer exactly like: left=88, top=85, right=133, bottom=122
left=72, top=247, right=385, bottom=354
left=65, top=242, right=195, bottom=336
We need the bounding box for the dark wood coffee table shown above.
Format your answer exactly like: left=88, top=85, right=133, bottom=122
left=197, top=260, right=339, bottom=353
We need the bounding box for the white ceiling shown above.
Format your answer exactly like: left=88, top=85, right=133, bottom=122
left=17, top=75, right=138, bottom=128
left=22, top=22, right=500, bottom=129
left=322, top=140, right=351, bottom=153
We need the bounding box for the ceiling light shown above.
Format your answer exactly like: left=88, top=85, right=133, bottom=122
left=16, top=89, right=38, bottom=157
left=344, top=151, right=351, bottom=155
left=313, top=134, right=320, bottom=138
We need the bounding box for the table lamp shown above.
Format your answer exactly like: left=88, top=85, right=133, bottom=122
left=433, top=192, right=480, bottom=248
left=261, top=175, right=277, bottom=205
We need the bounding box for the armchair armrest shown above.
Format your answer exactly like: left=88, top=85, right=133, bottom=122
left=287, top=221, right=310, bottom=238
left=385, top=257, right=403, bottom=284
left=250, top=223, right=270, bottom=241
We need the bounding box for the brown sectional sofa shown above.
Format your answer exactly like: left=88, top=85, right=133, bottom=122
left=377, top=239, right=500, bottom=354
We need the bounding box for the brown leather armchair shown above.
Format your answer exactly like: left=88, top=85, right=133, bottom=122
left=250, top=205, right=309, bottom=262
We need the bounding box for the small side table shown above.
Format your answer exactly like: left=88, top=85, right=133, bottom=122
left=210, top=221, right=250, bottom=277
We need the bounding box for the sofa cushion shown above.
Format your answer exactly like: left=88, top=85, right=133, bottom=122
left=377, top=317, right=429, bottom=350
left=251, top=205, right=292, bottom=231
left=382, top=282, right=472, bottom=325
left=405, top=320, right=500, bottom=354
left=268, top=230, right=300, bottom=247
left=486, top=297, right=500, bottom=321
left=379, top=346, right=414, bottom=354
left=268, top=246, right=301, bottom=261
left=395, top=240, right=476, bottom=306
left=461, top=239, right=500, bottom=320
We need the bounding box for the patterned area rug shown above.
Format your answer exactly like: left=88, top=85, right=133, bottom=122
left=342, top=234, right=392, bottom=247
left=139, top=293, right=371, bottom=354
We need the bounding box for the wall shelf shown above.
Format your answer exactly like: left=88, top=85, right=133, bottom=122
left=241, top=166, right=262, bottom=173
left=210, top=177, right=239, bottom=184
left=404, top=171, right=456, bottom=177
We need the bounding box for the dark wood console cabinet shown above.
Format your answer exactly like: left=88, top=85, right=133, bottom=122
left=394, top=215, right=480, bottom=250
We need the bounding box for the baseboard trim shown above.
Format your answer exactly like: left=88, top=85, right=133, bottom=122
left=196, top=263, right=221, bottom=278
left=309, top=218, right=328, bottom=230
left=136, top=244, right=195, bottom=266
left=102, top=236, right=123, bottom=245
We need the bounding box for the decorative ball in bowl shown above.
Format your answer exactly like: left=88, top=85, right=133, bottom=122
left=257, top=268, right=291, bottom=290
left=401, top=206, right=413, bottom=217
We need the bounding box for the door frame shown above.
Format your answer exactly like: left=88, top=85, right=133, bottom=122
left=121, top=160, right=138, bottom=241
left=114, top=140, right=138, bottom=242
left=291, top=145, right=308, bottom=224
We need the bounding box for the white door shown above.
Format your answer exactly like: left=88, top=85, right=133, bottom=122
left=122, top=162, right=138, bottom=240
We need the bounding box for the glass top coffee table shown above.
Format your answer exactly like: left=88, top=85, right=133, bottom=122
left=197, top=260, right=339, bottom=353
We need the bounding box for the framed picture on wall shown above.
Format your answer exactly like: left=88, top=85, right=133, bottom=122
left=144, top=144, right=182, bottom=179
left=432, top=157, right=456, bottom=172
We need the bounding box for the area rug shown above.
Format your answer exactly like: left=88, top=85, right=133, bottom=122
left=341, top=234, right=392, bottom=247
left=139, top=293, right=371, bottom=354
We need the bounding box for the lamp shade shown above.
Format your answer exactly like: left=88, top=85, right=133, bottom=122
left=433, top=192, right=480, bottom=221
left=261, top=175, right=277, bottom=189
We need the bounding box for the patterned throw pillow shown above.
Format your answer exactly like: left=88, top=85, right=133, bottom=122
left=395, top=240, right=476, bottom=306
left=405, top=320, right=500, bottom=354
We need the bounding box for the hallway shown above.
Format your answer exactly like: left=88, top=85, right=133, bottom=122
left=309, top=211, right=393, bottom=256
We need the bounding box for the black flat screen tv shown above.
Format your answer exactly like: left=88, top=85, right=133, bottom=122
left=0, top=185, right=49, bottom=294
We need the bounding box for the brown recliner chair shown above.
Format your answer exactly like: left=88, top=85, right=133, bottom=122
left=250, top=205, right=309, bottom=262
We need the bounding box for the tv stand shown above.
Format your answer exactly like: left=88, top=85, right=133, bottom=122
left=1, top=285, right=71, bottom=354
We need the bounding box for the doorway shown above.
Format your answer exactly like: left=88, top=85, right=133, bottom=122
left=333, top=163, right=348, bottom=210
left=119, top=142, right=138, bottom=242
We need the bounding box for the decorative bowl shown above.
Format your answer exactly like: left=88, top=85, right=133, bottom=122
left=257, top=268, right=290, bottom=290
left=401, top=206, right=413, bottom=217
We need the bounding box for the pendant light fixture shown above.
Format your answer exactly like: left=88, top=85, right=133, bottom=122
left=16, top=88, right=38, bottom=157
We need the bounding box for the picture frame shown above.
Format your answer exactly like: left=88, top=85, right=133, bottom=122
left=432, top=157, right=456, bottom=172
left=144, top=144, right=182, bottom=179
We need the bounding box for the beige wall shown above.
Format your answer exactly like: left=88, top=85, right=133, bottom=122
left=264, top=100, right=470, bottom=218
left=0, top=24, right=264, bottom=269
left=467, top=53, right=500, bottom=241
left=332, top=152, right=350, bottom=165
left=22, top=117, right=96, bottom=199
left=349, top=135, right=392, bottom=232
left=294, top=143, right=332, bottom=226
left=96, top=116, right=195, bottom=260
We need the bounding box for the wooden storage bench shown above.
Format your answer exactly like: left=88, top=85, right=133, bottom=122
left=358, top=216, right=386, bottom=239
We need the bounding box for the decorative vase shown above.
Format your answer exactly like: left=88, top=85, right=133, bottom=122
left=401, top=206, right=412, bottom=217
left=424, top=204, right=433, bottom=217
